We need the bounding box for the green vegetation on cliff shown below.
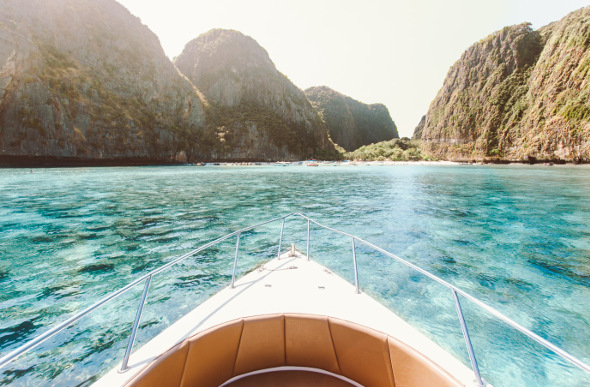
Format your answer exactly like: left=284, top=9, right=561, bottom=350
left=419, top=6, right=590, bottom=162
left=346, top=138, right=427, bottom=161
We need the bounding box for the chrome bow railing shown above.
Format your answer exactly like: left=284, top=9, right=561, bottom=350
left=1, top=213, right=589, bottom=386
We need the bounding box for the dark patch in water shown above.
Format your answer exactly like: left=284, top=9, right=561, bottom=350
left=476, top=273, right=497, bottom=290
left=86, top=225, right=111, bottom=232
left=527, top=257, right=590, bottom=286
left=137, top=229, right=169, bottom=238
left=452, top=239, right=473, bottom=246
left=150, top=235, right=180, bottom=244
left=78, top=233, right=99, bottom=241
left=441, top=256, right=456, bottom=264
left=40, top=284, right=80, bottom=300
left=139, top=319, right=161, bottom=330
left=77, top=263, right=115, bottom=274
left=505, top=277, right=536, bottom=292
left=0, top=320, right=37, bottom=350
left=0, top=269, right=9, bottom=282
left=124, top=243, right=141, bottom=252
left=30, top=234, right=56, bottom=243
left=408, top=273, right=422, bottom=283
left=29, top=231, right=71, bottom=243
left=131, top=262, right=152, bottom=274
left=449, top=209, right=472, bottom=217
left=433, top=255, right=459, bottom=276
left=1, top=366, right=35, bottom=385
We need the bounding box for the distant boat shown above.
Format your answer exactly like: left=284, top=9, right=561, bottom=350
left=275, top=161, right=291, bottom=166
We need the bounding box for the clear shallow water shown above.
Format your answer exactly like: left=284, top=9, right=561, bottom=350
left=0, top=164, right=589, bottom=386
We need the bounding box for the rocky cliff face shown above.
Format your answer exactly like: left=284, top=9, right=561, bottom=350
left=0, top=0, right=210, bottom=165
left=305, top=86, right=398, bottom=151
left=174, top=29, right=336, bottom=161
left=412, top=115, right=426, bottom=140
left=419, top=7, right=590, bottom=162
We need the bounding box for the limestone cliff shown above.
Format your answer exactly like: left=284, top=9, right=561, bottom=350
left=305, top=86, right=398, bottom=151
left=0, top=0, right=208, bottom=165
left=174, top=29, right=336, bottom=161
left=412, top=115, right=426, bottom=140
left=419, top=7, right=590, bottom=162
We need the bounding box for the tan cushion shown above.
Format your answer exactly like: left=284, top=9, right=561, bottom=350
left=329, top=317, right=396, bottom=387
left=233, top=314, right=286, bottom=376
left=125, top=313, right=464, bottom=387
left=126, top=341, right=189, bottom=387
left=224, top=370, right=356, bottom=387
left=180, top=319, right=244, bottom=387
left=388, top=336, right=462, bottom=387
left=285, top=314, right=341, bottom=374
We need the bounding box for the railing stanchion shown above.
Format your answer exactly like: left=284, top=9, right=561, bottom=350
left=120, top=275, right=152, bottom=372
left=351, top=237, right=360, bottom=294
left=452, top=289, right=485, bottom=387
left=277, top=218, right=285, bottom=259
left=306, top=219, right=311, bottom=260
left=231, top=232, right=241, bottom=288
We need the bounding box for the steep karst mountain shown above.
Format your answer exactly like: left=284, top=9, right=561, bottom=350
left=305, top=86, right=399, bottom=152
left=174, top=29, right=336, bottom=161
left=417, top=6, right=590, bottom=162
left=0, top=0, right=208, bottom=166
left=412, top=115, right=425, bottom=141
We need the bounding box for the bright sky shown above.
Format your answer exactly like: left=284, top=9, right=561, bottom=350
left=117, top=0, right=588, bottom=137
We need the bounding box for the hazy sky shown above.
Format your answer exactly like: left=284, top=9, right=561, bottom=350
left=117, top=0, right=588, bottom=137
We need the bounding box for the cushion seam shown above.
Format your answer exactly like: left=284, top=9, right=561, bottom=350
left=327, top=317, right=342, bottom=375
left=231, top=319, right=245, bottom=377
left=385, top=336, right=397, bottom=387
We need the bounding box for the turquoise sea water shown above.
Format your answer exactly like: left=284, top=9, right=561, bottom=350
left=0, top=164, right=589, bottom=386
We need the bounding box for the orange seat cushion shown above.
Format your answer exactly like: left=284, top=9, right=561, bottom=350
left=223, top=370, right=356, bottom=387
left=233, top=314, right=286, bottom=376
left=285, top=314, right=340, bottom=374
left=329, top=317, right=396, bottom=387
left=181, top=319, right=244, bottom=387
left=125, top=313, right=463, bottom=387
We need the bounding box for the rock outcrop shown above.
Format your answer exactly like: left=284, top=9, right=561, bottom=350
left=305, top=86, right=398, bottom=151
left=418, top=7, right=590, bottom=162
left=412, top=115, right=426, bottom=140
left=0, top=0, right=208, bottom=165
left=174, top=29, right=336, bottom=161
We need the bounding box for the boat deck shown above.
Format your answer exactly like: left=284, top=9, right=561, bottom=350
left=95, top=251, right=477, bottom=386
